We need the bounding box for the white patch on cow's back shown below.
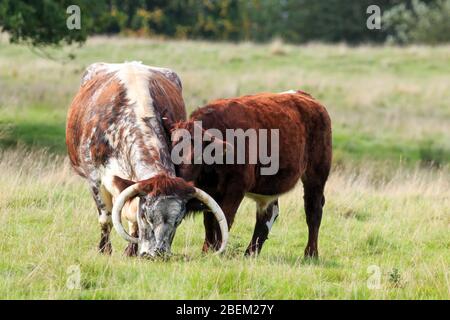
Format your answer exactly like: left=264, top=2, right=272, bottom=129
left=82, top=61, right=180, bottom=89
left=114, top=62, right=167, bottom=178
left=114, top=62, right=155, bottom=117
left=279, top=90, right=296, bottom=94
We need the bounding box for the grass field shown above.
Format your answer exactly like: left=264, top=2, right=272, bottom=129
left=0, top=36, right=449, bottom=299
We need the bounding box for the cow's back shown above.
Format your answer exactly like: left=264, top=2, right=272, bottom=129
left=66, top=62, right=186, bottom=181
left=190, top=91, right=331, bottom=195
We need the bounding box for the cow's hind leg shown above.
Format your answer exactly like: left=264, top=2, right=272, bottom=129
left=245, top=199, right=279, bottom=256
left=91, top=183, right=113, bottom=255
left=302, top=182, right=325, bottom=258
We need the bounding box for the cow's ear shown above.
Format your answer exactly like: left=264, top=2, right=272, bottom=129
left=112, top=176, right=136, bottom=193
left=161, top=116, right=173, bottom=135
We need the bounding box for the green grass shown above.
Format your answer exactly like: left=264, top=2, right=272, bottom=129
left=0, top=36, right=449, bottom=299
left=0, top=150, right=448, bottom=299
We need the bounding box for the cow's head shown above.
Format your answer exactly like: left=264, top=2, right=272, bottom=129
left=111, top=174, right=228, bottom=258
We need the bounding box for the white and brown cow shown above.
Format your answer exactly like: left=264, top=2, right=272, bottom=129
left=66, top=62, right=228, bottom=258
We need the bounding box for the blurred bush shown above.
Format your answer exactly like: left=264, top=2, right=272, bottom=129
left=0, top=0, right=449, bottom=46
left=384, top=0, right=450, bottom=44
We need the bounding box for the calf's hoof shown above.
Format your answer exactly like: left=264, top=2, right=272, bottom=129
left=304, top=247, right=319, bottom=259
left=244, top=250, right=258, bottom=258
left=244, top=245, right=261, bottom=257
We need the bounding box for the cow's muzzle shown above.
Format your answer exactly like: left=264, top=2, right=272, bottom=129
left=111, top=183, right=229, bottom=255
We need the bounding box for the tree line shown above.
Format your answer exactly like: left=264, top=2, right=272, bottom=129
left=0, top=0, right=449, bottom=47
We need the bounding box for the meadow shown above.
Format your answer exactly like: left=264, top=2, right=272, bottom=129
left=0, top=36, right=449, bottom=299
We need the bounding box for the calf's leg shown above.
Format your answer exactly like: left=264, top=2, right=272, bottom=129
left=202, top=211, right=222, bottom=252
left=245, top=199, right=279, bottom=256
left=202, top=190, right=244, bottom=253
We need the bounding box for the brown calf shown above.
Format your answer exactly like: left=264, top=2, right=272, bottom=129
left=172, top=91, right=332, bottom=257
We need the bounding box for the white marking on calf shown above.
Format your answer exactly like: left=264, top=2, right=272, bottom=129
left=246, top=193, right=279, bottom=232
left=246, top=193, right=278, bottom=211
left=265, top=203, right=279, bottom=231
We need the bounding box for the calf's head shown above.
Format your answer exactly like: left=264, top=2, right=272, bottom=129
left=171, top=121, right=229, bottom=182
left=111, top=174, right=228, bottom=258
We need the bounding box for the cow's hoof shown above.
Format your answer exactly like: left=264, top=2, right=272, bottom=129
left=98, top=241, right=112, bottom=255
left=124, top=243, right=138, bottom=257
left=201, top=241, right=221, bottom=254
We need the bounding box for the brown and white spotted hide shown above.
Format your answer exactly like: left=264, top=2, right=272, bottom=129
left=66, top=61, right=190, bottom=258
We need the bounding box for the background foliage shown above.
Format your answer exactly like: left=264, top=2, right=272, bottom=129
left=1, top=0, right=449, bottom=46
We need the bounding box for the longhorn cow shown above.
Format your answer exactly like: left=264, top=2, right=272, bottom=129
left=66, top=62, right=228, bottom=258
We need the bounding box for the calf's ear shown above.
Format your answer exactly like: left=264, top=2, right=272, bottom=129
left=210, top=137, right=233, bottom=161
left=186, top=198, right=207, bottom=213
left=203, top=130, right=232, bottom=157
left=112, top=176, right=136, bottom=193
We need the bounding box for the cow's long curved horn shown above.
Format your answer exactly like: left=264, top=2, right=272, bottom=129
left=112, top=184, right=140, bottom=244
left=193, top=188, right=229, bottom=254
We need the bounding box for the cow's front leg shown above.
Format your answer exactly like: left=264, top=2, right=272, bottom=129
left=245, top=199, right=279, bottom=256
left=202, top=211, right=222, bottom=252
left=124, top=222, right=139, bottom=257
left=202, top=189, right=244, bottom=253
left=91, top=183, right=113, bottom=255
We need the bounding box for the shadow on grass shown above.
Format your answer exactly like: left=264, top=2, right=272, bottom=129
left=228, top=249, right=343, bottom=269
left=333, top=128, right=450, bottom=168
left=0, top=121, right=66, bottom=154
left=284, top=255, right=342, bottom=269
